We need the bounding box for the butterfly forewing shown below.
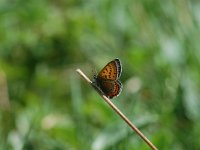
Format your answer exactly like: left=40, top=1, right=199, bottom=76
left=98, top=59, right=121, bottom=80
left=114, top=59, right=122, bottom=78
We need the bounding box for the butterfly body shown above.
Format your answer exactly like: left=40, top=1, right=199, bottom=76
left=93, top=59, right=122, bottom=99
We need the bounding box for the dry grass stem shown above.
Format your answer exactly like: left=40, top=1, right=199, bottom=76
left=76, top=69, right=158, bottom=150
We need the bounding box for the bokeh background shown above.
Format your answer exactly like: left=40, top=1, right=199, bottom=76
left=1, top=0, right=200, bottom=150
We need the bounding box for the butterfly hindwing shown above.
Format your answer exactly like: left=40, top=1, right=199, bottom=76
left=97, top=80, right=115, bottom=95
left=107, top=80, right=122, bottom=98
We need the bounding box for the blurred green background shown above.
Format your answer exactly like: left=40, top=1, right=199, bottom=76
left=1, top=0, right=200, bottom=149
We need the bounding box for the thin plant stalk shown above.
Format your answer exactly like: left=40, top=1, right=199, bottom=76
left=76, top=69, right=158, bottom=150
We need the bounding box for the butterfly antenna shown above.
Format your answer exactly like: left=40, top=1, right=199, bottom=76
left=92, top=68, right=97, bottom=77
left=95, top=68, right=97, bottom=75
left=91, top=68, right=97, bottom=84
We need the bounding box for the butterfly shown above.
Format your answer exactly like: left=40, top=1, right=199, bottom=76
left=93, top=58, right=122, bottom=99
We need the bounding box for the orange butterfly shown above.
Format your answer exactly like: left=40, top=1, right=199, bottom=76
left=93, top=58, right=122, bottom=99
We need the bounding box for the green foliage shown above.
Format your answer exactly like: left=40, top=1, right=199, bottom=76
left=1, top=0, right=200, bottom=149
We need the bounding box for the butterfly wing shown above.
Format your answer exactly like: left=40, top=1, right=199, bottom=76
left=114, top=59, right=122, bottom=78
left=97, top=59, right=122, bottom=80
left=97, top=80, right=122, bottom=98
left=107, top=80, right=122, bottom=98
left=98, top=80, right=115, bottom=95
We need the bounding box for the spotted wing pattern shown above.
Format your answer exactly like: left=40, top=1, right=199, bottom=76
left=97, top=59, right=122, bottom=80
